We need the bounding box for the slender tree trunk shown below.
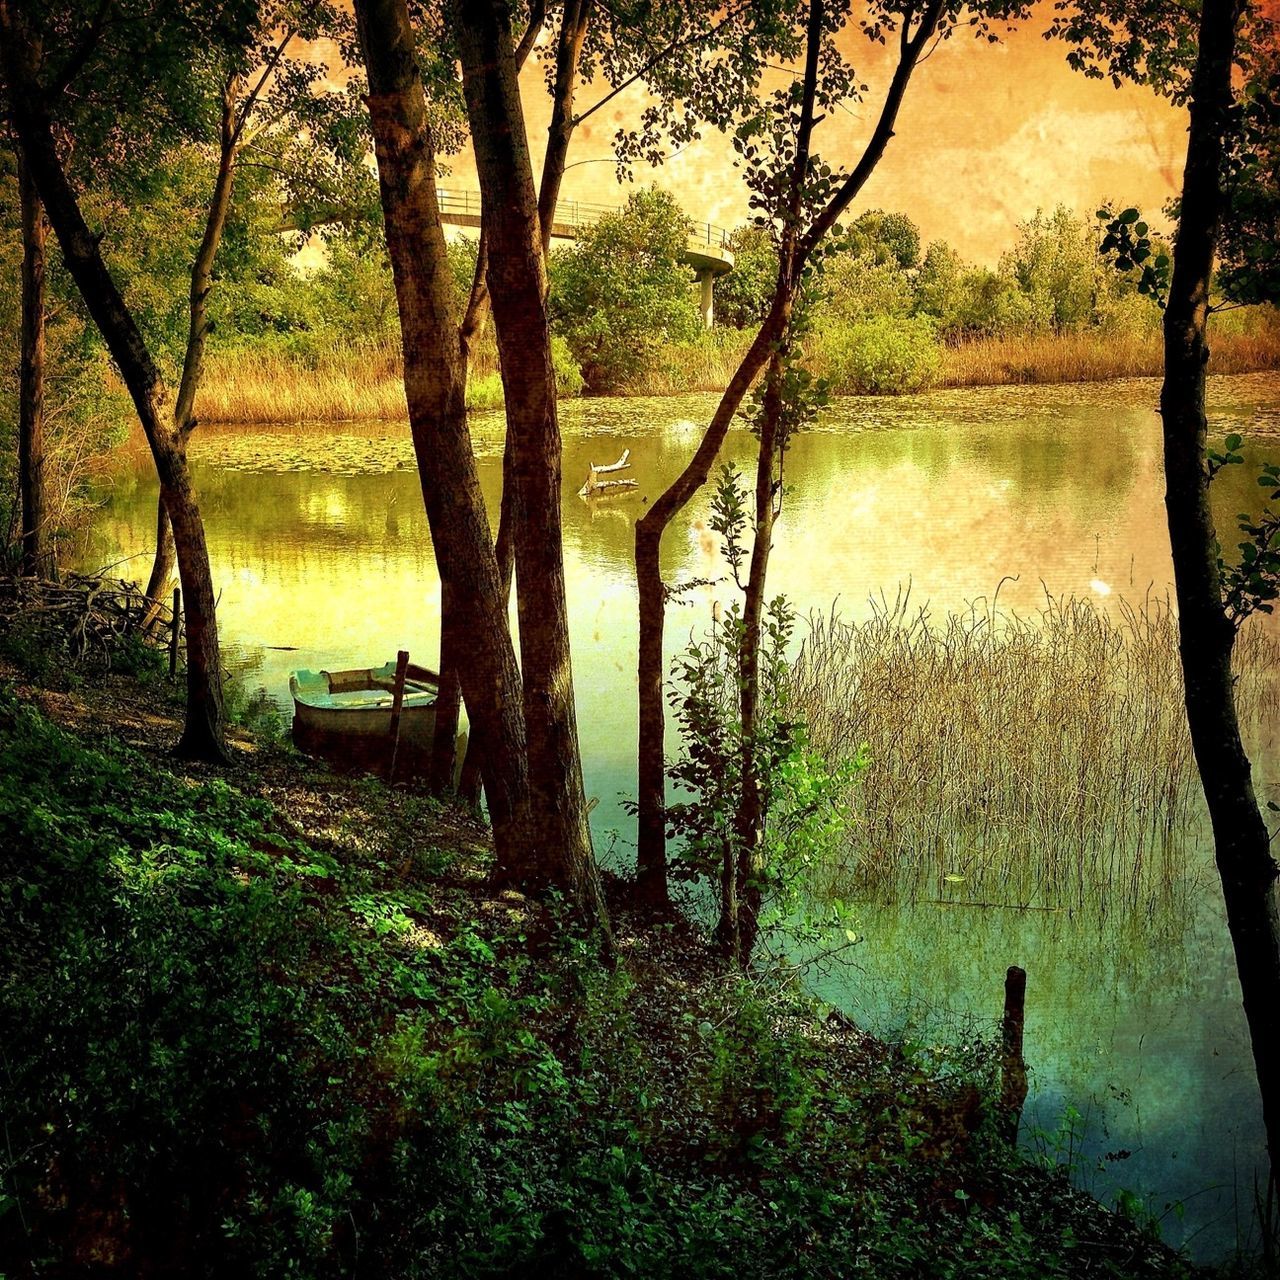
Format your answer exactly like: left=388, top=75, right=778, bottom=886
left=633, top=0, right=941, bottom=914
left=537, top=0, right=593, bottom=256
left=143, top=78, right=241, bottom=619
left=353, top=0, right=532, bottom=864
left=17, top=149, right=49, bottom=578
left=1161, top=0, right=1280, bottom=1181
left=0, top=5, right=230, bottom=761
left=141, top=499, right=176, bottom=631
left=454, top=0, right=607, bottom=929
left=458, top=225, right=491, bottom=386
left=431, top=578, right=462, bottom=791
left=635, top=318, right=781, bottom=911
left=730, top=347, right=786, bottom=965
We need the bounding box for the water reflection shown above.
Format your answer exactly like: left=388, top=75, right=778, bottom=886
left=81, top=371, right=1280, bottom=1261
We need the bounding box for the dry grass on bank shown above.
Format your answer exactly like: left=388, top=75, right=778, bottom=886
left=197, top=342, right=409, bottom=423
left=193, top=318, right=1280, bottom=423
left=936, top=320, right=1280, bottom=388
left=791, top=590, right=1279, bottom=914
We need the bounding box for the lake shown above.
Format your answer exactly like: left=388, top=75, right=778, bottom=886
left=81, top=371, right=1280, bottom=1260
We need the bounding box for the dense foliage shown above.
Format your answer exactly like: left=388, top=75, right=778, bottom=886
left=549, top=187, right=704, bottom=393
left=0, top=686, right=1204, bottom=1278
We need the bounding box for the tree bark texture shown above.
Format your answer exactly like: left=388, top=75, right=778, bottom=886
left=17, top=149, right=49, bottom=577
left=454, top=0, right=607, bottom=929
left=0, top=2, right=229, bottom=761
left=1160, top=0, right=1280, bottom=1179
left=353, top=0, right=533, bottom=864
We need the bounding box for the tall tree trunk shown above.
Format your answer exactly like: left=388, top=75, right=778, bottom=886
left=353, top=0, right=532, bottom=863
left=632, top=0, right=943, bottom=914
left=454, top=0, right=607, bottom=929
left=143, top=77, right=241, bottom=622
left=1161, top=0, right=1280, bottom=1183
left=446, top=8, right=555, bottom=793
left=730, top=347, right=786, bottom=965
left=0, top=4, right=230, bottom=762
left=17, top=149, right=49, bottom=578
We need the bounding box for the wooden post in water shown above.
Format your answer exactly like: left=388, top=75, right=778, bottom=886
left=998, top=965, right=1028, bottom=1147
left=168, top=587, right=181, bottom=677
left=387, top=649, right=410, bottom=783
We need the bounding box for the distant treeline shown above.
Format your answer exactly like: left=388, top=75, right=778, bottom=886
left=2, top=161, right=1277, bottom=548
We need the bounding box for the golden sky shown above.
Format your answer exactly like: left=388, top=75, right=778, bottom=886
left=441, top=7, right=1192, bottom=265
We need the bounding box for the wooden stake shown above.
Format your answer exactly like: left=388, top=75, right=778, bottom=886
left=998, top=965, right=1028, bottom=1146
left=387, top=649, right=410, bottom=782
left=169, top=587, right=181, bottom=677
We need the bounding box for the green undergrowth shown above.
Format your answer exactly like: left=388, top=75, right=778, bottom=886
left=0, top=687, right=1201, bottom=1278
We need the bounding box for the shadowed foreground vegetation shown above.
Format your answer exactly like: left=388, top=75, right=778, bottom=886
left=0, top=641, right=1212, bottom=1279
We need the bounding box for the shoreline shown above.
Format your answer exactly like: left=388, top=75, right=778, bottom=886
left=191, top=327, right=1280, bottom=425
left=0, top=639, right=1213, bottom=1277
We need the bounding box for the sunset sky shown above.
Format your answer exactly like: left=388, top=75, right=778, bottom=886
left=441, top=7, right=1193, bottom=266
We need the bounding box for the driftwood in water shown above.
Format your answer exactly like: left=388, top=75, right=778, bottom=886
left=579, top=447, right=637, bottom=498
left=0, top=571, right=178, bottom=667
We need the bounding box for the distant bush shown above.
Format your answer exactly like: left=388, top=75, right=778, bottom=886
left=714, top=224, right=779, bottom=330
left=550, top=187, right=702, bottom=393
left=813, top=315, right=941, bottom=394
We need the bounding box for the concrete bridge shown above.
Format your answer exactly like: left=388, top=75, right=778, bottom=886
left=437, top=188, right=735, bottom=327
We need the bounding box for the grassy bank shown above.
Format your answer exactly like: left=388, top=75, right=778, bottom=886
left=0, top=621, right=1215, bottom=1278
left=193, top=318, right=1280, bottom=423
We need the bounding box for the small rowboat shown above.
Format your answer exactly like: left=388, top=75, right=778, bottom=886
left=289, top=658, right=465, bottom=780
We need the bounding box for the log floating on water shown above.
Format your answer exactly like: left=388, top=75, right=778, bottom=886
left=579, top=448, right=638, bottom=498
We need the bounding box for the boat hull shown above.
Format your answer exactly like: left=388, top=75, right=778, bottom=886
left=290, top=663, right=466, bottom=782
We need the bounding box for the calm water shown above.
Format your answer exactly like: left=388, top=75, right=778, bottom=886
left=82, top=372, right=1280, bottom=1259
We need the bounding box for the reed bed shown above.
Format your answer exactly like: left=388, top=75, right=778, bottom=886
left=197, top=342, right=410, bottom=423
left=192, top=316, right=1278, bottom=420
left=936, top=322, right=1280, bottom=388
left=790, top=589, right=1279, bottom=914
left=617, top=331, right=757, bottom=395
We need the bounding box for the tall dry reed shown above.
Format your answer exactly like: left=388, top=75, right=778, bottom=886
left=936, top=322, right=1280, bottom=388
left=617, top=331, right=757, bottom=396
left=791, top=589, right=1278, bottom=913
left=196, top=341, right=409, bottom=423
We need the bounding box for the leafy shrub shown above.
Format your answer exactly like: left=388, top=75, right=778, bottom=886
left=814, top=315, right=941, bottom=394
left=549, top=187, right=702, bottom=392
left=552, top=332, right=585, bottom=397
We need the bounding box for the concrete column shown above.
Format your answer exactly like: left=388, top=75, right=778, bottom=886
left=698, top=268, right=715, bottom=329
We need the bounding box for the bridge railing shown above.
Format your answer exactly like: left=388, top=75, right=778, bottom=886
left=436, top=187, right=731, bottom=249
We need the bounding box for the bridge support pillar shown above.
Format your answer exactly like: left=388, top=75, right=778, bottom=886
left=698, top=268, right=715, bottom=329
